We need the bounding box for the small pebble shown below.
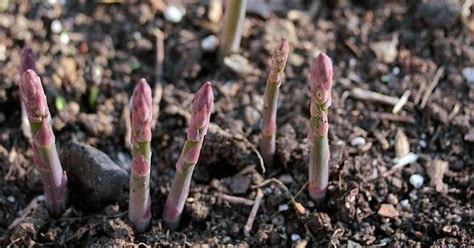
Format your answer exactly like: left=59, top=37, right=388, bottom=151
left=278, top=204, right=289, bottom=212
left=51, top=19, right=63, bottom=33
left=400, top=199, right=410, bottom=209
left=201, top=35, right=219, bottom=52
left=222, top=236, right=231, bottom=243
left=462, top=67, right=474, bottom=88
left=59, top=32, right=70, bottom=44
left=291, top=233, right=301, bottom=241
left=7, top=196, right=15, bottom=203
left=0, top=43, right=6, bottom=61
left=350, top=136, right=366, bottom=147
left=0, top=112, right=5, bottom=123
left=278, top=174, right=294, bottom=184
left=418, top=139, right=427, bottom=148
left=393, top=152, right=419, bottom=167
left=386, top=193, right=398, bottom=205
left=409, top=174, right=424, bottom=189
left=164, top=5, right=185, bottom=23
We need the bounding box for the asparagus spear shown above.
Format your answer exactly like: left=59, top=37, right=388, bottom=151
left=19, top=69, right=68, bottom=216
left=259, top=38, right=289, bottom=167
left=219, top=0, right=247, bottom=60
left=129, top=79, right=153, bottom=232
left=308, top=53, right=333, bottom=202
left=163, top=82, right=214, bottom=230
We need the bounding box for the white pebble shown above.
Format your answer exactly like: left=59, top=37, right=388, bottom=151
left=409, top=174, right=424, bottom=189
left=59, top=32, right=70, bottom=44
left=291, top=233, right=301, bottom=241
left=51, top=19, right=63, bottom=33
left=7, top=196, right=15, bottom=203
left=164, top=5, right=185, bottom=23
left=399, top=199, right=409, bottom=208
left=201, top=35, right=219, bottom=51
left=350, top=136, right=366, bottom=147
left=393, top=152, right=419, bottom=167
left=0, top=44, right=5, bottom=61
left=462, top=67, right=474, bottom=87
left=418, top=140, right=427, bottom=148
left=278, top=204, right=289, bottom=212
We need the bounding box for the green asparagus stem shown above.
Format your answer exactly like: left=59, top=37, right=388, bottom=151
left=259, top=38, right=289, bottom=167
left=308, top=53, right=333, bottom=202
left=20, top=69, right=68, bottom=217
left=163, top=82, right=214, bottom=230
left=219, top=0, right=247, bottom=61
left=129, top=79, right=153, bottom=232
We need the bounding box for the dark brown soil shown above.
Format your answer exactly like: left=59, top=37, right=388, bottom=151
left=1, top=1, right=473, bottom=247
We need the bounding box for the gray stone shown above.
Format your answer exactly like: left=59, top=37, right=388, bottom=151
left=59, top=141, right=129, bottom=209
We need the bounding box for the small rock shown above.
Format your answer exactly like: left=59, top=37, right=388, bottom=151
left=50, top=19, right=62, bottom=33
left=378, top=204, right=399, bottom=218
left=230, top=174, right=251, bottom=194
left=264, top=18, right=298, bottom=51
left=386, top=193, right=398, bottom=205
left=208, top=0, right=223, bottom=23
left=350, top=136, right=366, bottom=147
left=59, top=141, right=129, bottom=209
left=418, top=0, right=461, bottom=29
left=0, top=112, right=5, bottom=123
left=7, top=196, right=15, bottom=203
left=247, top=0, right=271, bottom=19
left=465, top=128, right=474, bottom=142
left=370, top=34, right=398, bottom=64
left=347, top=240, right=362, bottom=248
left=164, top=5, right=185, bottom=23
left=291, top=233, right=301, bottom=241
left=409, top=174, right=424, bottom=189
left=278, top=174, right=294, bottom=184
left=393, top=152, right=419, bottom=167
left=243, top=106, right=260, bottom=127
left=294, top=239, right=309, bottom=248
left=461, top=67, right=474, bottom=88
left=223, top=54, right=254, bottom=76
left=59, top=32, right=70, bottom=44
left=0, top=44, right=6, bottom=61
left=201, top=35, right=219, bottom=52
left=278, top=204, right=289, bottom=212
left=400, top=199, right=410, bottom=209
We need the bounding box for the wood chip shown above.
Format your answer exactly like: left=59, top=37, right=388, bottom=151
left=420, top=66, right=445, bottom=109
left=428, top=160, right=448, bottom=193
left=392, top=90, right=411, bottom=114
left=378, top=204, right=399, bottom=218
left=351, top=87, right=400, bottom=106
left=395, top=129, right=410, bottom=158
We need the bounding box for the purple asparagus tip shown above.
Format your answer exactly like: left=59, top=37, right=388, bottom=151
left=310, top=53, right=333, bottom=107
left=272, top=38, right=290, bottom=72
left=21, top=47, right=36, bottom=73
left=20, top=69, right=48, bottom=123
left=188, top=82, right=214, bottom=140
left=131, top=78, right=153, bottom=144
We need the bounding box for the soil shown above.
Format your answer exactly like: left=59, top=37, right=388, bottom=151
left=1, top=1, right=473, bottom=247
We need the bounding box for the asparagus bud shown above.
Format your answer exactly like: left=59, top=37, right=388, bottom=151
left=20, top=69, right=68, bottom=216
left=218, top=0, right=247, bottom=61
left=20, top=47, right=36, bottom=140
left=21, top=47, right=36, bottom=73
left=259, top=38, right=289, bottom=167
left=163, top=82, right=214, bottom=230
left=129, top=79, right=153, bottom=232
left=308, top=53, right=333, bottom=202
